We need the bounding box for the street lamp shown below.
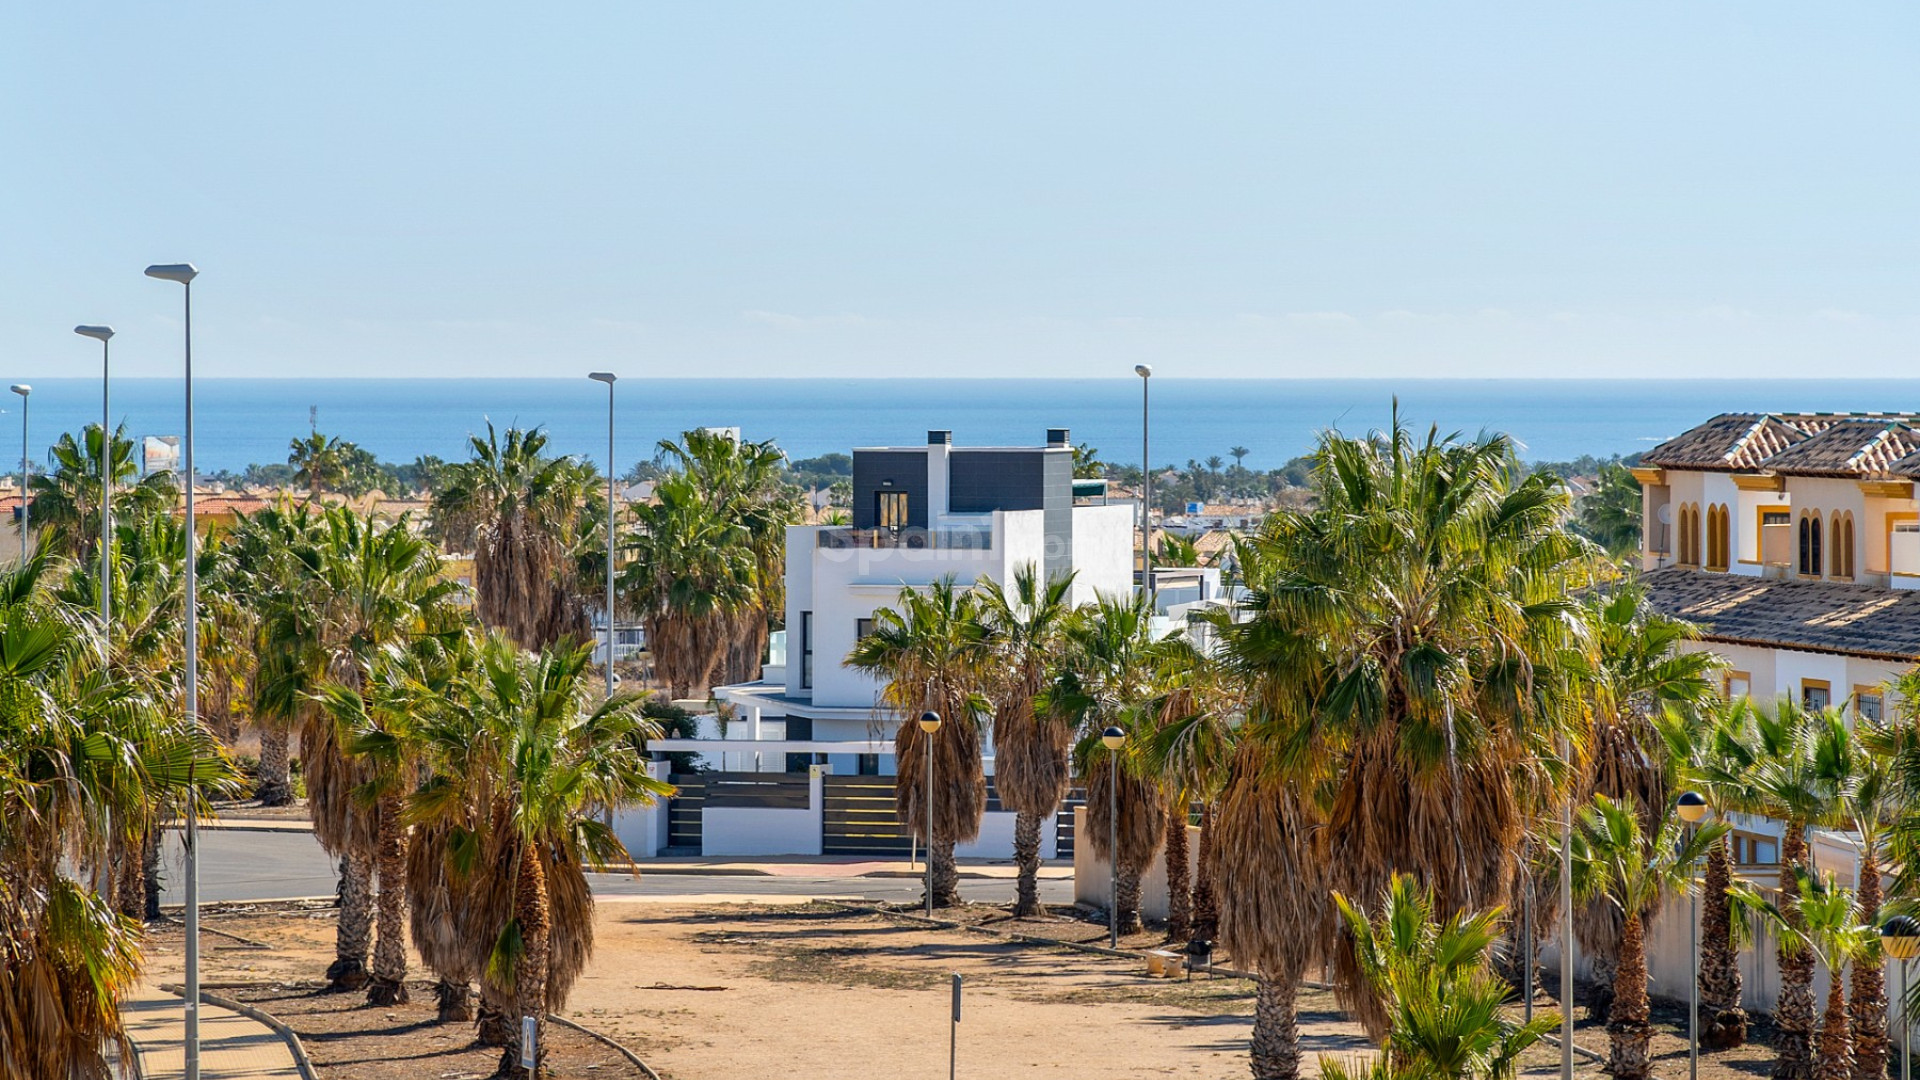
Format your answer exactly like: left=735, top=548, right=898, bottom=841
left=1134, top=365, right=1152, bottom=602
left=1677, top=790, right=1709, bottom=1080
left=145, top=261, right=202, bottom=1080
left=1103, top=724, right=1126, bottom=948
left=588, top=372, right=617, bottom=699
left=919, top=711, right=942, bottom=918
left=75, top=326, right=114, bottom=628
left=1887, top=916, right=1920, bottom=1080
left=8, top=385, right=27, bottom=556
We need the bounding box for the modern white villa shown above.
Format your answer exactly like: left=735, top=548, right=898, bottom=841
left=618, top=428, right=1137, bottom=859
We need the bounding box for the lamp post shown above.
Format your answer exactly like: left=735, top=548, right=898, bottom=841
left=75, top=326, right=114, bottom=627
left=1134, top=365, right=1152, bottom=601
left=588, top=372, right=617, bottom=698
left=145, top=262, right=200, bottom=1080
left=1521, top=835, right=1534, bottom=1023
left=9, top=385, right=27, bottom=557
left=1103, top=724, right=1126, bottom=948
left=1677, top=790, right=1709, bottom=1080
left=1559, top=733, right=1574, bottom=1080
left=1886, top=916, right=1920, bottom=1080
left=919, top=711, right=941, bottom=918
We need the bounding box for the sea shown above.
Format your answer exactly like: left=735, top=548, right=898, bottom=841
left=3, top=378, right=1919, bottom=476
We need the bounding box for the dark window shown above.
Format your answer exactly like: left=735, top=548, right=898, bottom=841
left=855, top=617, right=873, bottom=643
left=857, top=753, right=881, bottom=775
left=1800, top=514, right=1823, bottom=576
left=799, top=611, right=813, bottom=690
left=1859, top=692, right=1885, bottom=722
left=877, top=490, right=910, bottom=530
left=1803, top=682, right=1831, bottom=710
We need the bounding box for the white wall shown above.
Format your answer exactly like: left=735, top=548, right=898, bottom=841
left=955, top=809, right=1058, bottom=861
left=1071, top=806, right=1199, bottom=922
left=1071, top=503, right=1138, bottom=604
left=611, top=761, right=674, bottom=860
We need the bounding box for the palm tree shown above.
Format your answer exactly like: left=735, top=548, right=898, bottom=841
left=433, top=423, right=594, bottom=650
left=1329, top=873, right=1559, bottom=1080
left=1843, top=715, right=1908, bottom=1080
left=1216, top=417, right=1590, bottom=1064
left=1569, top=794, right=1727, bottom=1079
left=1138, top=628, right=1241, bottom=942
left=0, top=552, right=234, bottom=1079
left=845, top=578, right=990, bottom=908
left=409, top=634, right=669, bottom=1075
left=976, top=564, right=1078, bottom=917
left=621, top=472, right=756, bottom=699
left=1230, top=446, right=1251, bottom=469
left=1054, top=592, right=1168, bottom=935
left=1573, top=463, right=1643, bottom=559
left=1572, top=584, right=1721, bottom=1018
left=222, top=503, right=324, bottom=806
left=1736, top=869, right=1879, bottom=1080
left=28, top=423, right=175, bottom=562
left=289, top=430, right=352, bottom=496
left=259, top=507, right=459, bottom=990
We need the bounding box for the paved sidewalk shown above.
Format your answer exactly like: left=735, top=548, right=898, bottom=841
left=122, top=986, right=304, bottom=1079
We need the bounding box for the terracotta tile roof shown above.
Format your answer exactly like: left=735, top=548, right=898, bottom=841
left=1759, top=420, right=1920, bottom=477
left=1643, top=412, right=1920, bottom=477
left=1641, top=414, right=1809, bottom=471
left=1642, top=566, right=1920, bottom=661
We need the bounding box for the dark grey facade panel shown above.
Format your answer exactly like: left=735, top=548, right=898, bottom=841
left=852, top=449, right=930, bottom=529
left=1042, top=449, right=1075, bottom=581
left=948, top=450, right=1045, bottom=512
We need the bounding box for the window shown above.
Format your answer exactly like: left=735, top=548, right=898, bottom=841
left=1706, top=504, right=1730, bottom=571
left=1677, top=503, right=1700, bottom=565
left=1799, top=511, right=1824, bottom=577
left=857, top=753, right=881, bottom=775
left=1724, top=671, right=1751, bottom=700
left=877, top=490, right=910, bottom=530
left=1855, top=687, right=1885, bottom=722
left=1802, top=679, right=1831, bottom=710
left=855, top=617, right=874, bottom=643
left=1832, top=512, right=1855, bottom=578
left=799, top=611, right=813, bottom=690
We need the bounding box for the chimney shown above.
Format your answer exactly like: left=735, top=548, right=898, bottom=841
left=1047, top=428, right=1070, bottom=448
left=927, top=430, right=951, bottom=521
left=927, top=430, right=952, bottom=445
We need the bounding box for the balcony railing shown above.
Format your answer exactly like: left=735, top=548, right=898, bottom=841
left=816, top=526, right=993, bottom=551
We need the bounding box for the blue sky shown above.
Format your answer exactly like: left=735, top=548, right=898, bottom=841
left=4, top=3, right=1916, bottom=379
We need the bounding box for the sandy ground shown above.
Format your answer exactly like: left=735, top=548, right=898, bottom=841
left=138, top=899, right=1790, bottom=1080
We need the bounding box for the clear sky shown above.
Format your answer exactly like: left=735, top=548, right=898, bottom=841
left=4, top=4, right=1916, bottom=379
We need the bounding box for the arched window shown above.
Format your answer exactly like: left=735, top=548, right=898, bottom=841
left=1799, top=510, right=1824, bottom=577
left=1707, top=504, right=1730, bottom=571
left=1678, top=503, right=1697, bottom=565
left=1832, top=512, right=1855, bottom=578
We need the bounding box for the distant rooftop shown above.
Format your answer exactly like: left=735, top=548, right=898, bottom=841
left=1642, top=412, right=1920, bottom=478
left=1643, top=566, right=1920, bottom=662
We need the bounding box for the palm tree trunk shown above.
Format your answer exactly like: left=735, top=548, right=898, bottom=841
left=367, top=796, right=410, bottom=1006
left=476, top=980, right=515, bottom=1046
left=1819, top=969, right=1854, bottom=1080
left=255, top=724, right=293, bottom=806
left=1609, top=911, right=1654, bottom=1080
left=1164, top=796, right=1191, bottom=942
left=931, top=839, right=961, bottom=908
left=328, top=849, right=374, bottom=991
left=1700, top=834, right=1748, bottom=1049
left=1777, top=822, right=1817, bottom=1080
left=113, top=831, right=145, bottom=921
left=1853, top=849, right=1888, bottom=1080
left=1116, top=862, right=1144, bottom=936
left=1191, top=803, right=1218, bottom=943
left=142, top=829, right=163, bottom=922
left=1011, top=811, right=1043, bottom=917
left=1250, top=977, right=1300, bottom=1080
left=500, top=847, right=552, bottom=1080
left=436, top=979, right=474, bottom=1023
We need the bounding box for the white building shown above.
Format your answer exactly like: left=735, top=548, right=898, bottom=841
left=713, top=427, right=1135, bottom=777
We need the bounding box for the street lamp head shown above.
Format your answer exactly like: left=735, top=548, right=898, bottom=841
left=1883, top=915, right=1920, bottom=960
left=918, top=711, right=942, bottom=734
left=1134, top=364, right=1153, bottom=379
left=74, top=325, right=115, bottom=342
left=588, top=372, right=617, bottom=384
left=1102, top=725, right=1126, bottom=751
left=143, top=263, right=199, bottom=285
left=9, top=385, right=28, bottom=398
left=1676, top=790, right=1709, bottom=823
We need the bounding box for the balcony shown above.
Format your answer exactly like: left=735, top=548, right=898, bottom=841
left=815, top=526, right=993, bottom=551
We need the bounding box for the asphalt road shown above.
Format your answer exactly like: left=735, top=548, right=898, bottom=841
left=158, top=828, right=1074, bottom=907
